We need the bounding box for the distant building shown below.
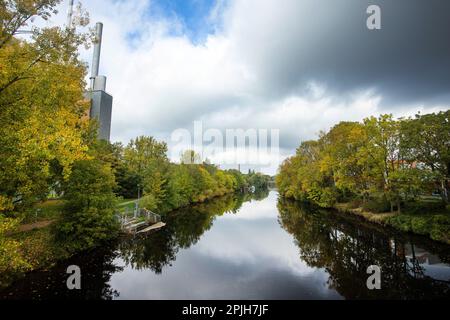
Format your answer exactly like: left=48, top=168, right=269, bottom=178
left=86, top=22, right=112, bottom=142
left=85, top=85, right=113, bottom=141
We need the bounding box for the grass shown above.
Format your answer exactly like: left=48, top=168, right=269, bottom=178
left=116, top=198, right=137, bottom=214
left=22, top=200, right=65, bottom=224
left=334, top=203, right=396, bottom=224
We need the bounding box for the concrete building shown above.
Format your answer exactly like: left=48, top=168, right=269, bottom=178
left=85, top=89, right=113, bottom=141
left=86, top=22, right=113, bottom=142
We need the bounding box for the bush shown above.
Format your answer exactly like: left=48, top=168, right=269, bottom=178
left=410, top=217, right=432, bottom=235
left=387, top=214, right=450, bottom=245
left=306, top=187, right=338, bottom=208
left=0, top=214, right=30, bottom=276
left=56, top=160, right=119, bottom=253
left=139, top=194, right=158, bottom=211
left=430, top=215, right=450, bottom=243
left=363, top=196, right=391, bottom=213
left=404, top=201, right=446, bottom=215
left=387, top=215, right=412, bottom=232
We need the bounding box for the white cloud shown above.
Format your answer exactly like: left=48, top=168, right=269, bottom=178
left=32, top=0, right=450, bottom=175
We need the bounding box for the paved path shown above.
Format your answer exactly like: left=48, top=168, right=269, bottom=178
left=18, top=220, right=55, bottom=233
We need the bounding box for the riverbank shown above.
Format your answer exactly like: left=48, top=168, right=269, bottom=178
left=334, top=203, right=450, bottom=245
left=3, top=191, right=450, bottom=300
left=0, top=189, right=253, bottom=289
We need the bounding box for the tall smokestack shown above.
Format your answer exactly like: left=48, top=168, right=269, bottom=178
left=66, top=0, right=74, bottom=28
left=91, top=22, right=103, bottom=89
left=86, top=22, right=112, bottom=142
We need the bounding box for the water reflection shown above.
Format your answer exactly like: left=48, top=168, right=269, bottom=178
left=0, top=192, right=269, bottom=300
left=109, top=191, right=341, bottom=300
left=118, top=192, right=251, bottom=273
left=0, top=246, right=122, bottom=300
left=277, top=198, right=450, bottom=299
left=1, top=191, right=449, bottom=300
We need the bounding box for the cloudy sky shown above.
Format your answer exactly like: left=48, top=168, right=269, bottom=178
left=40, top=0, right=450, bottom=174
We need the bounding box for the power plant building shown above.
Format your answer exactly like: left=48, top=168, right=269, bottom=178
left=85, top=22, right=113, bottom=142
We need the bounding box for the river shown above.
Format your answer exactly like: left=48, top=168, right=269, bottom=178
left=1, top=191, right=450, bottom=300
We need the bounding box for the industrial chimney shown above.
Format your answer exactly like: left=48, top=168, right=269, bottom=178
left=66, top=0, right=74, bottom=28
left=85, top=21, right=113, bottom=142
left=90, top=22, right=104, bottom=89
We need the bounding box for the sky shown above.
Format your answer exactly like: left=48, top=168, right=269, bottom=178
left=36, top=0, right=450, bottom=174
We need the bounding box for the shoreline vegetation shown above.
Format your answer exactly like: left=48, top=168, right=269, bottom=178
left=1, top=174, right=270, bottom=289
left=276, top=111, right=450, bottom=245
left=1, top=134, right=270, bottom=288
left=0, top=1, right=273, bottom=289
left=334, top=203, right=450, bottom=245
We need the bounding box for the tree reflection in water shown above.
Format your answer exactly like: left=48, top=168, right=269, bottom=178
left=277, top=198, right=450, bottom=299
left=0, top=245, right=122, bottom=300
left=0, top=192, right=268, bottom=300
left=118, top=191, right=269, bottom=273
left=2, top=191, right=449, bottom=300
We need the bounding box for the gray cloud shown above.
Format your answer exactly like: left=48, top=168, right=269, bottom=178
left=49, top=0, right=450, bottom=174
left=225, top=0, right=450, bottom=107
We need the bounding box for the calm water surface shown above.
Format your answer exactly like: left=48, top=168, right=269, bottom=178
left=1, top=191, right=450, bottom=300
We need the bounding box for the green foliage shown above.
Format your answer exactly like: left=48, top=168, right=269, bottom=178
left=56, top=160, right=119, bottom=252
left=385, top=215, right=413, bottom=232
left=403, top=200, right=446, bottom=215
left=277, top=111, right=450, bottom=213
left=0, top=1, right=61, bottom=49
left=410, top=217, right=432, bottom=235
left=0, top=1, right=130, bottom=280
left=306, top=186, right=338, bottom=209
left=0, top=215, right=30, bottom=276
left=362, top=195, right=391, bottom=213
left=139, top=194, right=158, bottom=212
left=0, top=2, right=92, bottom=215
left=180, top=150, right=202, bottom=164
left=430, top=215, right=450, bottom=244
left=109, top=136, right=267, bottom=215
left=386, top=214, right=450, bottom=244
left=246, top=170, right=271, bottom=191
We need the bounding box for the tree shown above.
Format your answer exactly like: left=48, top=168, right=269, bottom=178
left=320, top=122, right=369, bottom=201
left=0, top=214, right=30, bottom=276
left=401, top=111, right=450, bottom=203
left=276, top=113, right=449, bottom=212
left=180, top=150, right=202, bottom=165
left=0, top=4, right=91, bottom=215
left=123, top=136, right=169, bottom=201
left=56, top=160, right=119, bottom=252
left=0, top=0, right=61, bottom=50
left=163, top=164, right=195, bottom=210
left=359, top=115, right=403, bottom=212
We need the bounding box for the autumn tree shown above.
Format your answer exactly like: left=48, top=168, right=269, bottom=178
left=0, top=0, right=60, bottom=49
left=123, top=136, right=169, bottom=208
left=180, top=150, right=202, bottom=165
left=320, top=122, right=369, bottom=201
left=0, top=1, right=91, bottom=215
left=276, top=112, right=450, bottom=212
left=56, top=159, right=119, bottom=252
left=401, top=111, right=450, bottom=203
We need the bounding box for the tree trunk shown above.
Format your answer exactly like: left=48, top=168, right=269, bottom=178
left=441, top=179, right=449, bottom=204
